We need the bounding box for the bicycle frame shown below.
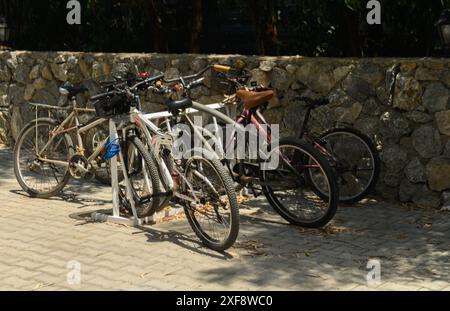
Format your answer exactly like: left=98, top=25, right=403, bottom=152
left=129, top=106, right=214, bottom=209
left=296, top=104, right=338, bottom=163
left=230, top=105, right=320, bottom=176
left=31, top=102, right=109, bottom=168
left=165, top=99, right=322, bottom=188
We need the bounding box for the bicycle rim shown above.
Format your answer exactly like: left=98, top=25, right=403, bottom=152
left=182, top=156, right=238, bottom=249
left=261, top=139, right=338, bottom=227
left=14, top=120, right=71, bottom=197
left=317, top=130, right=377, bottom=202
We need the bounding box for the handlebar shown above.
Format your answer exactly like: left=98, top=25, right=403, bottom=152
left=162, top=63, right=242, bottom=84
left=212, top=64, right=232, bottom=73
left=90, top=72, right=165, bottom=101
left=130, top=72, right=165, bottom=91
left=162, top=66, right=212, bottom=83
left=90, top=63, right=242, bottom=101
left=90, top=89, right=126, bottom=101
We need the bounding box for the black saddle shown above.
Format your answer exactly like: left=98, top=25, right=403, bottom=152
left=297, top=96, right=329, bottom=109
left=59, top=82, right=88, bottom=98
left=165, top=98, right=193, bottom=113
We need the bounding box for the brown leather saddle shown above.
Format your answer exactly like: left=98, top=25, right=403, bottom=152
left=236, top=89, right=274, bottom=109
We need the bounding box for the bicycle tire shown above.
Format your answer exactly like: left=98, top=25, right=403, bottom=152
left=13, top=118, right=73, bottom=198
left=260, top=137, right=339, bottom=228
left=120, top=135, right=161, bottom=217
left=318, top=127, right=380, bottom=204
left=182, top=155, right=239, bottom=251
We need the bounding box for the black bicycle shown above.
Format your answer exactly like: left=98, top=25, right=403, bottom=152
left=295, top=96, right=380, bottom=205
left=295, top=63, right=403, bottom=204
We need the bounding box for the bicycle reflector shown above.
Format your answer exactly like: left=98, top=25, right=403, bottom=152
left=173, top=83, right=181, bottom=92
left=104, top=139, right=121, bottom=161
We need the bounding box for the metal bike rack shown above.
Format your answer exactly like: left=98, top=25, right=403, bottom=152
left=91, top=119, right=142, bottom=226
left=91, top=102, right=235, bottom=227
left=90, top=118, right=183, bottom=227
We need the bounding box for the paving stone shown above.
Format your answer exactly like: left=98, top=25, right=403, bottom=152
left=0, top=146, right=449, bottom=291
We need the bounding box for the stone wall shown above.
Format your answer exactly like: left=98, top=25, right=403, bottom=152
left=0, top=51, right=449, bottom=208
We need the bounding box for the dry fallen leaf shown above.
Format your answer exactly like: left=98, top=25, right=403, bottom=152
left=237, top=195, right=250, bottom=204
left=140, top=272, right=151, bottom=279
left=296, top=224, right=353, bottom=237
left=158, top=213, right=186, bottom=223
left=33, top=283, right=54, bottom=290
left=321, top=224, right=353, bottom=235
left=249, top=209, right=265, bottom=216
left=226, top=250, right=240, bottom=259
left=233, top=240, right=269, bottom=257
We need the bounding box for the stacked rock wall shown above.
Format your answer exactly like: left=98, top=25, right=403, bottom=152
left=0, top=51, right=449, bottom=208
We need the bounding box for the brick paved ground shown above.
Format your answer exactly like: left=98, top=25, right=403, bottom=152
left=0, top=146, right=449, bottom=291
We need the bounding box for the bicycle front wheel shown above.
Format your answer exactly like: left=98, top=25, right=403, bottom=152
left=13, top=118, right=72, bottom=198
left=260, top=137, right=339, bottom=228
left=181, top=154, right=239, bottom=251
left=119, top=135, right=161, bottom=218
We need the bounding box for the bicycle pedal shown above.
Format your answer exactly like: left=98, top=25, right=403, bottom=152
left=249, top=185, right=262, bottom=198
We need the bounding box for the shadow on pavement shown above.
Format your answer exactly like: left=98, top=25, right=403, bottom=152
left=9, top=188, right=111, bottom=209
left=2, top=145, right=449, bottom=289
left=141, top=227, right=234, bottom=260
left=194, top=197, right=450, bottom=289
left=0, top=146, right=15, bottom=187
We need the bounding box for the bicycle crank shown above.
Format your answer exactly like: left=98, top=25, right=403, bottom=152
left=68, top=154, right=95, bottom=180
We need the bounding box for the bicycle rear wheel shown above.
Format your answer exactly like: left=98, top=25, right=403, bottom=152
left=260, top=137, right=339, bottom=228
left=181, top=154, right=239, bottom=251
left=13, top=118, right=72, bottom=198
left=317, top=127, right=380, bottom=204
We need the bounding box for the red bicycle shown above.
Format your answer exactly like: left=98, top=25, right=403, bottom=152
left=155, top=65, right=340, bottom=228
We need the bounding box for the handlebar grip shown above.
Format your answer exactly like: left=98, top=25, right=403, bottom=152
left=90, top=92, right=110, bottom=101
left=213, top=64, right=231, bottom=73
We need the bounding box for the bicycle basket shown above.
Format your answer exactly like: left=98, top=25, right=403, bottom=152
left=85, top=74, right=136, bottom=117
left=93, top=93, right=131, bottom=117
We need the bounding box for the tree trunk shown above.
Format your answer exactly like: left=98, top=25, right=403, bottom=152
left=249, top=0, right=265, bottom=55
left=146, top=0, right=168, bottom=53
left=344, top=8, right=362, bottom=57
left=189, top=0, right=203, bottom=53
left=249, top=0, right=279, bottom=55
left=264, top=0, right=278, bottom=55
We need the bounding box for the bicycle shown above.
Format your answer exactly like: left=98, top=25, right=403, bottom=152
left=152, top=65, right=339, bottom=228
left=13, top=81, right=160, bottom=213
left=285, top=64, right=402, bottom=205
left=213, top=65, right=381, bottom=205
left=295, top=96, right=381, bottom=204
left=95, top=74, right=240, bottom=251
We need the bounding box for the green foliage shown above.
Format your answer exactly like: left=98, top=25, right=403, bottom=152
left=344, top=0, right=363, bottom=11
left=4, top=0, right=447, bottom=56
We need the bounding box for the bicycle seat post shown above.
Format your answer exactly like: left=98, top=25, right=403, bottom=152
left=299, top=105, right=313, bottom=139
